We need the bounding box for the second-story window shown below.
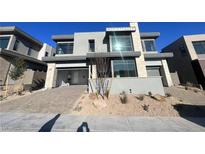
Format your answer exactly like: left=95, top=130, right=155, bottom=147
left=111, top=35, right=134, bottom=52
left=0, top=36, right=10, bottom=49
left=89, top=40, right=95, bottom=52
left=192, top=41, right=205, bottom=54
left=27, top=48, right=32, bottom=56
left=45, top=51, right=49, bottom=57
left=143, top=40, right=156, bottom=52
left=56, top=42, right=73, bottom=54
left=13, top=40, right=20, bottom=51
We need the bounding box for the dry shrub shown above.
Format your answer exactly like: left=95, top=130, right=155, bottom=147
left=142, top=104, right=149, bottom=112
left=120, top=91, right=127, bottom=104
left=165, top=93, right=172, bottom=97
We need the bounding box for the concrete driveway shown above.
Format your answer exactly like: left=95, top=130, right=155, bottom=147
left=0, top=85, right=86, bottom=114
left=0, top=112, right=205, bottom=132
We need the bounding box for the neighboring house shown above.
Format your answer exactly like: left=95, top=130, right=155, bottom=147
left=162, top=34, right=205, bottom=89
left=43, top=22, right=173, bottom=95
left=0, top=26, right=55, bottom=91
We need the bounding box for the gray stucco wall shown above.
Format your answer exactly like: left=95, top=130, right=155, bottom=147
left=0, top=34, right=43, bottom=86
left=73, top=32, right=108, bottom=54
left=11, top=35, right=40, bottom=58
left=162, top=37, right=198, bottom=85
left=89, top=77, right=165, bottom=95
left=0, top=56, right=10, bottom=85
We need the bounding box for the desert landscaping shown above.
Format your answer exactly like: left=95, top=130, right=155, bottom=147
left=73, top=86, right=205, bottom=117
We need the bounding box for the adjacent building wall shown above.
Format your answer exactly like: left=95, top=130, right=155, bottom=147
left=162, top=37, right=199, bottom=86
left=183, top=34, right=205, bottom=60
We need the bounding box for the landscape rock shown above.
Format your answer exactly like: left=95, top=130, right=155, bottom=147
left=151, top=94, right=165, bottom=102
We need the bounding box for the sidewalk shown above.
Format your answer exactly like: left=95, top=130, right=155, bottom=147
left=0, top=112, right=205, bottom=132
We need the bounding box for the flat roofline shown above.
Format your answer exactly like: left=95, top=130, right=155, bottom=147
left=87, top=51, right=141, bottom=58
left=106, top=27, right=136, bottom=32
left=52, top=34, right=74, bottom=42
left=140, top=32, right=160, bottom=39
left=51, top=31, right=160, bottom=42
left=0, top=26, right=43, bottom=46
left=43, top=51, right=141, bottom=62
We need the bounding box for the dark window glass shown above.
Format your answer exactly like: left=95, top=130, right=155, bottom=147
left=146, top=66, right=161, bottom=76
left=89, top=40, right=95, bottom=52
left=0, top=37, right=10, bottom=49
left=45, top=51, right=48, bottom=57
left=113, top=59, right=137, bottom=77
left=56, top=43, right=73, bottom=54
left=111, top=35, right=134, bottom=52
left=28, top=48, right=32, bottom=56
left=193, top=41, right=205, bottom=54
left=13, top=40, right=20, bottom=51
left=144, top=40, right=156, bottom=51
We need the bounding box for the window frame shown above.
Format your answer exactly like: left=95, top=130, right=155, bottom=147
left=192, top=41, right=205, bottom=55
left=88, top=39, right=95, bottom=52
left=0, top=35, right=12, bottom=50
left=27, top=47, right=32, bottom=56
left=142, top=39, right=157, bottom=52
left=45, top=51, right=49, bottom=57
left=56, top=41, right=74, bottom=55
left=112, top=58, right=138, bottom=78
left=109, top=34, right=134, bottom=52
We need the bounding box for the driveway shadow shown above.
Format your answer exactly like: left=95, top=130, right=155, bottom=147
left=173, top=104, right=205, bottom=127
left=39, top=114, right=61, bottom=132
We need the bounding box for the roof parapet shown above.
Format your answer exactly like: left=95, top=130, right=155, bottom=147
left=0, top=26, right=43, bottom=46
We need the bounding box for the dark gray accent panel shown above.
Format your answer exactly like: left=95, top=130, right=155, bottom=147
left=0, top=26, right=43, bottom=46
left=43, top=55, right=87, bottom=62
left=52, top=35, right=74, bottom=42
left=87, top=51, right=141, bottom=58
left=140, top=32, right=160, bottom=39
left=144, top=53, right=173, bottom=59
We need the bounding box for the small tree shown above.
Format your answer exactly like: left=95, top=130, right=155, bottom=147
left=9, top=58, right=26, bottom=94
left=91, top=57, right=110, bottom=99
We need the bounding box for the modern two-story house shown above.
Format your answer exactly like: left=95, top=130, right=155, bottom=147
left=162, top=34, right=205, bottom=89
left=0, top=26, right=55, bottom=91
left=43, top=22, right=173, bottom=95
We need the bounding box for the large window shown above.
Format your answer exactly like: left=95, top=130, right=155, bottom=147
left=89, top=40, right=95, bottom=52
left=56, top=42, right=74, bottom=54
left=113, top=59, right=137, bottom=77
left=0, top=36, right=10, bottom=49
left=192, top=41, right=205, bottom=54
left=143, top=40, right=156, bottom=52
left=111, top=35, right=134, bottom=52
